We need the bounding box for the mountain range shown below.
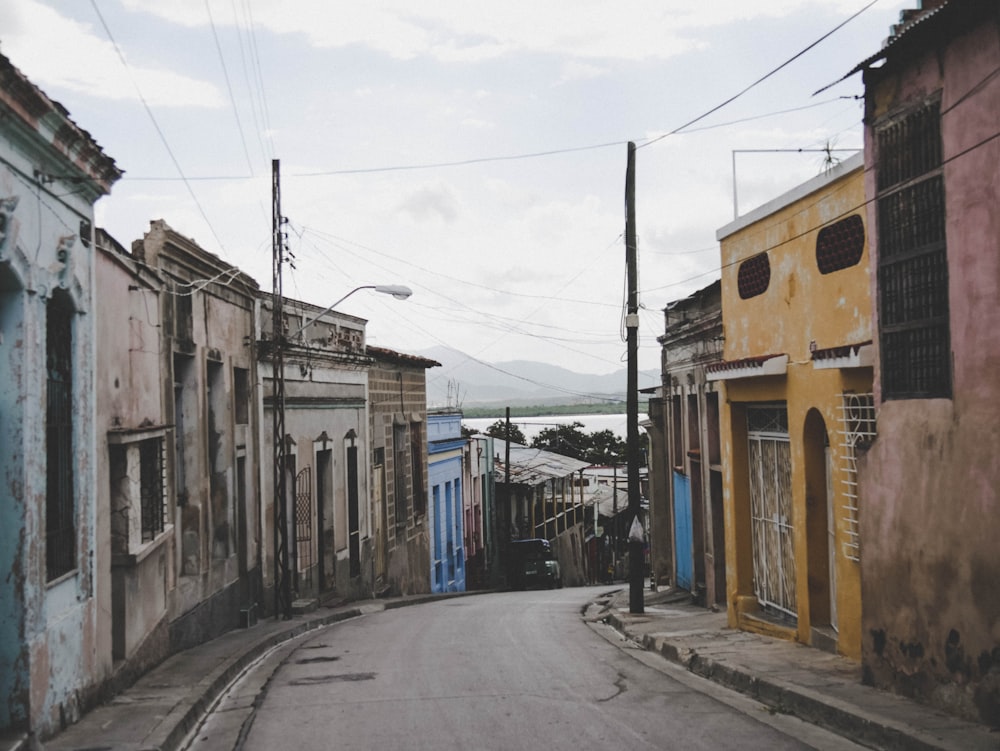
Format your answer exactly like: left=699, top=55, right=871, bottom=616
left=418, top=346, right=660, bottom=409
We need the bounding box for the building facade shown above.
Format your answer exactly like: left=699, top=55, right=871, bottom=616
left=367, top=346, right=439, bottom=596
left=713, top=153, right=872, bottom=659
left=132, top=220, right=262, bottom=649
left=0, top=54, right=121, bottom=737
left=853, top=0, right=1000, bottom=724
left=651, top=280, right=725, bottom=606
left=427, top=412, right=466, bottom=593
left=258, top=295, right=372, bottom=605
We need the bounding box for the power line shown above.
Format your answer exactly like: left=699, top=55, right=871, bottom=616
left=638, top=0, right=881, bottom=149
left=89, top=0, right=230, bottom=258
left=205, top=0, right=255, bottom=176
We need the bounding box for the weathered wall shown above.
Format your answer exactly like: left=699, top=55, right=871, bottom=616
left=0, top=52, right=120, bottom=736
left=860, top=13, right=1000, bottom=725
left=369, top=362, right=433, bottom=596
left=716, top=157, right=871, bottom=659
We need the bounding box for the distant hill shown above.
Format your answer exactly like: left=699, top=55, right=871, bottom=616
left=419, top=345, right=659, bottom=409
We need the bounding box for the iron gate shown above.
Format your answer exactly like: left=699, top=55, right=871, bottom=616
left=295, top=466, right=313, bottom=592
left=747, top=406, right=796, bottom=619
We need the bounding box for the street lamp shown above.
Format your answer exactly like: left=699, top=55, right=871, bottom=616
left=291, top=284, right=412, bottom=339
left=272, top=283, right=411, bottom=620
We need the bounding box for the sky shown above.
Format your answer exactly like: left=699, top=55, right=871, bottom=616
left=0, top=0, right=909, bottom=387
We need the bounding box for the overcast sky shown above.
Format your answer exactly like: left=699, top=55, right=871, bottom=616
left=1, top=0, right=907, bottom=386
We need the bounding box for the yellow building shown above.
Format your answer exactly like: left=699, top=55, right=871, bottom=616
left=710, top=153, right=873, bottom=659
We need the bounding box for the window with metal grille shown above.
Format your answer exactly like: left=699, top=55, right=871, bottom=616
left=410, top=422, right=425, bottom=516
left=393, top=424, right=408, bottom=528
left=46, top=290, right=75, bottom=580
left=139, top=438, right=166, bottom=542
left=233, top=367, right=249, bottom=424
left=737, top=253, right=770, bottom=299
left=875, top=98, right=950, bottom=399
left=816, top=214, right=865, bottom=274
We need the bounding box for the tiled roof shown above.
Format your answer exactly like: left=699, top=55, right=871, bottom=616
left=367, top=345, right=441, bottom=369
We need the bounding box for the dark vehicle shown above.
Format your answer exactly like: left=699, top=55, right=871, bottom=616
left=508, top=538, right=562, bottom=590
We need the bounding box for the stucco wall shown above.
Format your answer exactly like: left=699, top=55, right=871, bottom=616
left=716, top=158, right=871, bottom=659
left=859, top=13, right=1000, bottom=725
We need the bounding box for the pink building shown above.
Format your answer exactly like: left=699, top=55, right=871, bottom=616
left=851, top=0, right=1000, bottom=725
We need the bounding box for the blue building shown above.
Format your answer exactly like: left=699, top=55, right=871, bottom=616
left=427, top=412, right=466, bottom=592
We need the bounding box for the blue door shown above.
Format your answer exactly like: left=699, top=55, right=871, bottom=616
left=673, top=471, right=694, bottom=591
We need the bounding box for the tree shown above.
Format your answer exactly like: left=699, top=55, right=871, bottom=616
left=531, top=422, right=589, bottom=461
left=584, top=429, right=627, bottom=465
left=482, top=419, right=527, bottom=444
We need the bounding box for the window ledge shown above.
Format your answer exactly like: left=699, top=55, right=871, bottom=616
left=114, top=524, right=174, bottom=567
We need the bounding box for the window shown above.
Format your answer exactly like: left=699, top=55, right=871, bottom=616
left=393, top=423, right=408, bottom=527
left=876, top=98, right=950, bottom=399
left=233, top=367, right=249, bottom=424
left=109, top=433, right=169, bottom=555
left=737, top=253, right=770, bottom=299
left=46, top=289, right=75, bottom=580
left=139, top=438, right=166, bottom=542
left=410, top=421, right=425, bottom=517
left=816, top=214, right=865, bottom=274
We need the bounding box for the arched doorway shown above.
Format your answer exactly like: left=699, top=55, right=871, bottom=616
left=804, top=408, right=837, bottom=645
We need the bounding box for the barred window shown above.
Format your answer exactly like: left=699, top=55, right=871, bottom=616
left=875, top=98, right=950, bottom=399
left=737, top=253, right=770, bottom=299
left=139, top=438, right=166, bottom=542
left=410, top=422, right=425, bottom=517
left=393, top=423, right=408, bottom=527
left=816, top=214, right=865, bottom=274
left=46, top=289, right=75, bottom=580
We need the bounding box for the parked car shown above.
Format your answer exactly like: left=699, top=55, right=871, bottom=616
left=508, top=538, right=562, bottom=590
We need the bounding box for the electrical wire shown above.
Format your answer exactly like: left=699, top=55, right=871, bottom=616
left=638, top=0, right=882, bottom=149
left=205, top=0, right=255, bottom=176
left=89, top=0, right=231, bottom=258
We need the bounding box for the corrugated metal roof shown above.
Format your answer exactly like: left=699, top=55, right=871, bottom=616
left=493, top=440, right=591, bottom=486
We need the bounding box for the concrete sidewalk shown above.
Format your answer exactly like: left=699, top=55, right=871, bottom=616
left=5, top=593, right=461, bottom=751
left=592, top=587, right=999, bottom=751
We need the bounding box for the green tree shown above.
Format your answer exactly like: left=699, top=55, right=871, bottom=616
left=482, top=419, right=527, bottom=444
left=531, top=422, right=589, bottom=460
left=584, top=429, right=627, bottom=465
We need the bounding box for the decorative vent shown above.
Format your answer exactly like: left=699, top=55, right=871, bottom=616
left=737, top=253, right=770, bottom=299
left=816, top=214, right=865, bottom=274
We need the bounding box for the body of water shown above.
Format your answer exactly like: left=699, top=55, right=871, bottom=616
left=463, top=413, right=646, bottom=443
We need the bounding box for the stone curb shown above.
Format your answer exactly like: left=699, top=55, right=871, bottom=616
left=605, top=611, right=992, bottom=751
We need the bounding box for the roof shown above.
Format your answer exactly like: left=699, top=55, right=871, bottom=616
left=0, top=52, right=122, bottom=194
left=367, top=345, right=441, bottom=369
left=493, top=440, right=592, bottom=486
left=823, top=0, right=994, bottom=92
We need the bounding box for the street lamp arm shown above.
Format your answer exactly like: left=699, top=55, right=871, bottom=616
left=290, top=284, right=412, bottom=338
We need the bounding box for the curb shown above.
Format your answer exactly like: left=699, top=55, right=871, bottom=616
left=46, top=591, right=474, bottom=751
left=605, top=611, right=990, bottom=751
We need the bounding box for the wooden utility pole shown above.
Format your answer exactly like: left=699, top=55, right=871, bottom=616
left=625, top=142, right=644, bottom=614
left=272, top=159, right=291, bottom=619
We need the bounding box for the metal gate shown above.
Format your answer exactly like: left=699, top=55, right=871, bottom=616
left=672, top=471, right=693, bottom=591
left=747, top=406, right=796, bottom=619
left=295, top=466, right=313, bottom=592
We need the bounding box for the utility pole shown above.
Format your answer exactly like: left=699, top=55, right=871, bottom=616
left=271, top=159, right=291, bottom=620
left=625, top=142, right=644, bottom=614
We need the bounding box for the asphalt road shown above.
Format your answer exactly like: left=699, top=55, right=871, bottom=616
left=186, top=586, right=866, bottom=751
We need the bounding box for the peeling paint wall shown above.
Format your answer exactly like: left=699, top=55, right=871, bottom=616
left=859, top=8, right=1000, bottom=726
left=0, top=54, right=120, bottom=737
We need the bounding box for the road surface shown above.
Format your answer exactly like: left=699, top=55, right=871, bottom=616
left=185, top=586, right=865, bottom=750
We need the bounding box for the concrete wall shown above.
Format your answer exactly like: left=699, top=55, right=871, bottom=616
left=859, top=9, right=1000, bottom=725
left=0, top=54, right=120, bottom=737
left=716, top=156, right=871, bottom=659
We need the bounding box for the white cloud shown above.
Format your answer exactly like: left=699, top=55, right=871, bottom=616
left=396, top=181, right=461, bottom=224
left=115, top=0, right=888, bottom=64
left=2, top=0, right=223, bottom=108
